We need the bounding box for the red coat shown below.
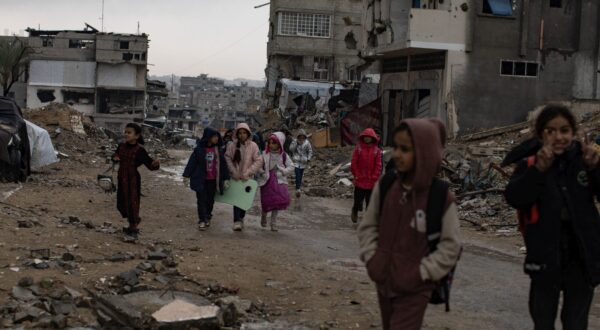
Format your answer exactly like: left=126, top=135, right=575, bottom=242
left=351, top=128, right=383, bottom=190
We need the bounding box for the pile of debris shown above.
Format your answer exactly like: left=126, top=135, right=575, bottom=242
left=302, top=146, right=355, bottom=199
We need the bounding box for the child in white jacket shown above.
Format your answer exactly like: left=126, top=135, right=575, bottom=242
left=289, top=129, right=313, bottom=197
left=257, top=132, right=295, bottom=231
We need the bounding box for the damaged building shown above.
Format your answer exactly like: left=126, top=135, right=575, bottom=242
left=13, top=24, right=151, bottom=133
left=360, top=0, right=600, bottom=142
left=265, top=0, right=365, bottom=107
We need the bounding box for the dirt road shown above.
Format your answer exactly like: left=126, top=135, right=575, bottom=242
left=1, top=150, right=599, bottom=329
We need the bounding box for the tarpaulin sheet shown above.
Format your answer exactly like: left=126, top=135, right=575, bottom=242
left=25, top=120, right=58, bottom=169
left=486, top=0, right=513, bottom=16
left=341, top=98, right=382, bottom=146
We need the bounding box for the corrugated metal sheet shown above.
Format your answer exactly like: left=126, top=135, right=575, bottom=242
left=29, top=60, right=96, bottom=88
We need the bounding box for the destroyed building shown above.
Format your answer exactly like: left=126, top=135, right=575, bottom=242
left=265, top=0, right=365, bottom=107
left=359, top=0, right=600, bottom=142
left=5, top=24, right=151, bottom=133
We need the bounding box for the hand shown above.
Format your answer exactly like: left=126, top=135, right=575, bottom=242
left=581, top=131, right=600, bottom=169
left=183, top=177, right=190, bottom=188
left=152, top=159, right=160, bottom=168
left=536, top=131, right=556, bottom=172
left=112, top=155, right=120, bottom=162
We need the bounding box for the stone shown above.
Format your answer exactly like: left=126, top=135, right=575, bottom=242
left=18, top=276, right=34, bottom=287
left=162, top=257, right=178, bottom=268
left=11, top=286, right=36, bottom=301
left=118, top=269, right=141, bottom=286
left=110, top=252, right=135, bottom=262
left=154, top=275, right=170, bottom=285
left=13, top=306, right=44, bottom=323
left=51, top=300, right=76, bottom=315
left=40, top=277, right=54, bottom=289
left=64, top=286, right=83, bottom=300
left=151, top=299, right=220, bottom=328
left=62, top=253, right=75, bottom=261
left=147, top=251, right=168, bottom=260
left=52, top=314, right=67, bottom=329
left=137, top=262, right=153, bottom=272
left=217, top=296, right=253, bottom=317
left=17, top=220, right=34, bottom=228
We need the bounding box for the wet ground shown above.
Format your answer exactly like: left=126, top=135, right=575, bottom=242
left=1, top=150, right=600, bottom=329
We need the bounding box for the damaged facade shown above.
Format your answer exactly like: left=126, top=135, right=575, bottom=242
left=360, top=0, right=600, bottom=142
left=265, top=0, right=365, bottom=107
left=12, top=25, right=152, bottom=133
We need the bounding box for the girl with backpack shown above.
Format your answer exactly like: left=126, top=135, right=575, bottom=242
left=256, top=132, right=294, bottom=231
left=358, top=119, right=461, bottom=330
left=225, top=123, right=263, bottom=232
left=504, top=104, right=600, bottom=329
left=112, top=123, right=160, bottom=239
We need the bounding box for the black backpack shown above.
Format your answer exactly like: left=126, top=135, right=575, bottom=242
left=379, top=172, right=461, bottom=312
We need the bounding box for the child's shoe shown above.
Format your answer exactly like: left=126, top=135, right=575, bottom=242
left=296, top=189, right=301, bottom=198
left=351, top=211, right=358, bottom=224
left=233, top=221, right=243, bottom=232
left=260, top=214, right=268, bottom=228
left=206, top=220, right=211, bottom=228
left=198, top=222, right=207, bottom=231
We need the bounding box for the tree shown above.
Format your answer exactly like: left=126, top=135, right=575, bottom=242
left=0, top=37, right=29, bottom=97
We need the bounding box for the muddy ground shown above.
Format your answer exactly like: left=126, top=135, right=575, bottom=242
left=1, top=149, right=600, bottom=329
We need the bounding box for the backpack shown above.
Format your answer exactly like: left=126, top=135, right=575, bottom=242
left=516, top=156, right=539, bottom=235
left=379, top=172, right=460, bottom=312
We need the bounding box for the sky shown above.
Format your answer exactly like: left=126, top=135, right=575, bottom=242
left=1, top=0, right=270, bottom=80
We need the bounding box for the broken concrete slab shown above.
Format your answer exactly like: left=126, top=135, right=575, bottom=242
left=117, top=269, right=141, bottom=287
left=11, top=286, right=36, bottom=301
left=151, top=299, right=220, bottom=329
left=51, top=300, right=76, bottom=315
left=147, top=251, right=168, bottom=260
left=216, top=296, right=253, bottom=317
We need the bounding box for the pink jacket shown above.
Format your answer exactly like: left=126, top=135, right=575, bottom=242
left=351, top=128, right=383, bottom=190
left=225, top=123, right=263, bottom=180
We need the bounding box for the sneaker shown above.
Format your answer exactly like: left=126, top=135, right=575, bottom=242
left=233, top=221, right=243, bottom=232
left=271, top=223, right=278, bottom=232
left=260, top=215, right=268, bottom=228
left=198, top=222, right=207, bottom=231
left=206, top=221, right=211, bottom=228
left=296, top=189, right=301, bottom=198
left=351, top=211, right=358, bottom=224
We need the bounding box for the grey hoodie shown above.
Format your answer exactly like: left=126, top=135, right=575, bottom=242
left=290, top=129, right=313, bottom=169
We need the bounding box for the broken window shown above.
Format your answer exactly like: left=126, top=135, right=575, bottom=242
left=279, top=12, right=331, bottom=38
left=68, top=39, right=94, bottom=49
left=550, top=0, right=562, bottom=8
left=134, top=54, right=140, bottom=60
left=482, top=0, right=513, bottom=16
left=41, top=36, right=54, bottom=47
left=122, top=53, right=134, bottom=61
left=344, top=32, right=357, bottom=50
left=36, top=90, right=56, bottom=103
left=120, top=41, right=130, bottom=49
left=500, top=60, right=539, bottom=77
left=62, top=91, right=94, bottom=105
left=313, top=57, right=330, bottom=80
left=141, top=52, right=147, bottom=60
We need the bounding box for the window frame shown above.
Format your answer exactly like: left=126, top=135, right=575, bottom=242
left=313, top=56, right=331, bottom=80
left=499, top=59, right=540, bottom=78
left=278, top=11, right=332, bottom=38
left=119, top=41, right=130, bottom=50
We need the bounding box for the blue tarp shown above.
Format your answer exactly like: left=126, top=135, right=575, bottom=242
left=486, top=0, right=513, bottom=16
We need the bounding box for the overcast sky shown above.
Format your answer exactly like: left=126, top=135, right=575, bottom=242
left=1, top=0, right=270, bottom=80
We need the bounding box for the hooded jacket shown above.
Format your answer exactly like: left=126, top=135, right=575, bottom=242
left=225, top=123, right=263, bottom=180
left=357, top=119, right=461, bottom=294
left=183, top=127, right=229, bottom=193
left=351, top=128, right=383, bottom=190
left=290, top=129, right=313, bottom=169
left=504, top=140, right=600, bottom=284
left=256, top=132, right=295, bottom=187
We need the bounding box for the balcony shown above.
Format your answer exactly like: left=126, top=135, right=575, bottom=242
left=364, top=7, right=470, bottom=57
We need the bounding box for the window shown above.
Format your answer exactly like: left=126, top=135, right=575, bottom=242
left=122, top=53, right=133, bottom=61
left=69, top=39, right=94, bottom=49
left=482, top=0, right=513, bottom=16
left=313, top=57, right=330, bottom=80
left=134, top=54, right=140, bottom=60
left=279, top=12, right=331, bottom=38
left=500, top=60, right=539, bottom=77
left=120, top=41, right=130, bottom=49
left=141, top=52, right=147, bottom=60
left=550, top=0, right=562, bottom=8
left=42, top=36, right=54, bottom=47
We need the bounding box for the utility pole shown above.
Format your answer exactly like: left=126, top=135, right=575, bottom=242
left=137, top=21, right=140, bottom=35
left=100, top=0, right=105, bottom=32
left=171, top=74, right=174, bottom=93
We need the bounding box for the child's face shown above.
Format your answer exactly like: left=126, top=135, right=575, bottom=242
left=363, top=136, right=374, bottom=144
left=298, top=136, right=306, bottom=144
left=238, top=129, right=249, bottom=142
left=124, top=127, right=139, bottom=144
left=541, top=116, right=574, bottom=155
left=209, top=135, right=219, bottom=145
left=393, top=130, right=415, bottom=173
left=269, top=139, right=281, bottom=152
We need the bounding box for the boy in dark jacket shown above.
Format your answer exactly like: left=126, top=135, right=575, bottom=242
left=504, top=105, right=600, bottom=329
left=183, top=127, right=230, bottom=230
left=358, top=119, right=461, bottom=330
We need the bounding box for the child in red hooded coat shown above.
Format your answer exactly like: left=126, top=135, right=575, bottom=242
left=351, top=128, right=383, bottom=223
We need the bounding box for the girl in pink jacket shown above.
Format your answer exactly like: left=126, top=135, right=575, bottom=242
left=225, top=123, right=263, bottom=231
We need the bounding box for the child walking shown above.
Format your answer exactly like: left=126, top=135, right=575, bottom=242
left=183, top=127, right=229, bottom=231
left=351, top=128, right=383, bottom=223
left=290, top=129, right=313, bottom=198
left=504, top=104, right=600, bottom=330
left=225, top=123, right=263, bottom=232
left=257, top=132, right=294, bottom=232
left=113, top=123, right=160, bottom=238
left=358, top=119, right=461, bottom=330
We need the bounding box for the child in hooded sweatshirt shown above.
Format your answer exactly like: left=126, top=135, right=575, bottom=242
left=182, top=127, right=230, bottom=231
left=290, top=129, right=313, bottom=198
left=358, top=119, right=461, bottom=330
left=113, top=123, right=160, bottom=239
left=257, top=132, right=294, bottom=231
left=225, top=123, right=263, bottom=232
left=504, top=104, right=600, bottom=329
left=351, top=128, right=383, bottom=223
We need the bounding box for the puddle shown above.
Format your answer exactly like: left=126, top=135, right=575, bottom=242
left=158, top=164, right=186, bottom=182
